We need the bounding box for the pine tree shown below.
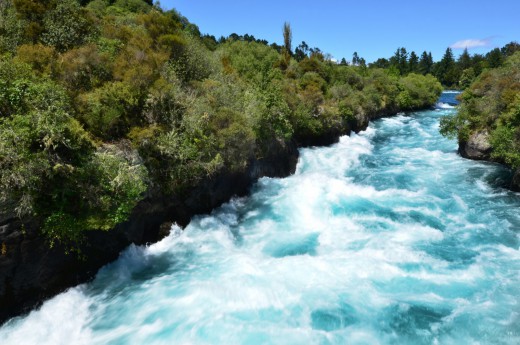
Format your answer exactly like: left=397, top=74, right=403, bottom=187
left=486, top=48, right=503, bottom=68
left=458, top=48, right=472, bottom=71
left=390, top=47, right=409, bottom=75
left=418, top=51, right=430, bottom=74
left=281, top=22, right=292, bottom=69
left=436, top=48, right=457, bottom=86
left=409, top=51, right=419, bottom=73
left=398, top=47, right=408, bottom=74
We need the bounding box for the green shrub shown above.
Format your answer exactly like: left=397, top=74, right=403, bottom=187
left=42, top=148, right=148, bottom=251
left=397, top=73, right=442, bottom=110
left=440, top=52, right=520, bottom=169
left=490, top=125, right=520, bottom=167
left=0, top=0, right=448, bottom=255
left=78, top=81, right=141, bottom=139
left=42, top=0, right=97, bottom=52
left=0, top=0, right=26, bottom=53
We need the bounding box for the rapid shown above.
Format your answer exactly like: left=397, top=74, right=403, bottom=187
left=1, top=92, right=519, bottom=344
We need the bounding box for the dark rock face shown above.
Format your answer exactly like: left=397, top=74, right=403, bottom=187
left=511, top=169, right=520, bottom=192
left=459, top=130, right=493, bottom=161
left=295, top=127, right=346, bottom=148
left=0, top=109, right=399, bottom=324
left=458, top=130, right=520, bottom=192
left=0, top=139, right=298, bottom=325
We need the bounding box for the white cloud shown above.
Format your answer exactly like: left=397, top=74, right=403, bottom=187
left=450, top=38, right=491, bottom=49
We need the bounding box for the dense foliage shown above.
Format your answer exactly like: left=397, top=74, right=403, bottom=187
left=0, top=0, right=442, bottom=250
left=367, top=43, right=520, bottom=89
left=440, top=52, right=520, bottom=168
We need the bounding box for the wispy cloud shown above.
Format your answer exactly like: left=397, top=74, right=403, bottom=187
left=450, top=38, right=491, bottom=49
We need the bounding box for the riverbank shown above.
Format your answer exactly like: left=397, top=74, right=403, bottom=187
left=0, top=98, right=448, bottom=324
left=2, top=99, right=518, bottom=344
left=439, top=52, right=520, bottom=191
left=1, top=139, right=299, bottom=324
left=458, top=132, right=520, bottom=191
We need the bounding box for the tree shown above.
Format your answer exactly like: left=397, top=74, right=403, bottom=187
left=408, top=51, right=419, bottom=73
left=501, top=41, right=520, bottom=57
left=418, top=51, right=433, bottom=75
left=12, top=0, right=54, bottom=42
left=283, top=22, right=292, bottom=55
left=486, top=48, right=503, bottom=68
left=471, top=53, right=485, bottom=75
left=370, top=58, right=389, bottom=69
left=458, top=48, right=472, bottom=71
left=294, top=41, right=309, bottom=62
left=435, top=47, right=458, bottom=86
left=280, top=21, right=292, bottom=69
left=352, top=51, right=359, bottom=65
left=390, top=47, right=408, bottom=75
left=339, top=57, right=348, bottom=66
left=459, top=67, right=475, bottom=89
left=398, top=47, right=409, bottom=74
left=0, top=1, right=25, bottom=53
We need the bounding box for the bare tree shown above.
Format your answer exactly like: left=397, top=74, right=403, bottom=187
left=281, top=22, right=292, bottom=69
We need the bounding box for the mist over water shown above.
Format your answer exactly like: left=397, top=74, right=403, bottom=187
left=2, top=93, right=519, bottom=344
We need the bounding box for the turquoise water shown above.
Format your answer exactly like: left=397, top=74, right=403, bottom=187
left=1, top=93, right=519, bottom=344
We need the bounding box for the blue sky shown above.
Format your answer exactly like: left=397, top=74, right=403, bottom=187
left=159, top=0, right=519, bottom=63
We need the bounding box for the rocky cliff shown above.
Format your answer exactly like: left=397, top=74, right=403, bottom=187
left=0, top=108, right=407, bottom=325
left=0, top=137, right=300, bottom=325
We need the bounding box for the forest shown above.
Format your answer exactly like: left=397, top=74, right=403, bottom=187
left=0, top=0, right=444, bottom=250
left=368, top=43, right=520, bottom=89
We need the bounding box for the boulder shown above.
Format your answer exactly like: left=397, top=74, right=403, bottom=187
left=459, top=130, right=493, bottom=160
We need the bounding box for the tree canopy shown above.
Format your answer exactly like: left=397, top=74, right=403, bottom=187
left=0, top=0, right=443, bottom=251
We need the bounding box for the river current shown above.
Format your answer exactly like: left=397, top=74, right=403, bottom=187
left=1, top=92, right=519, bottom=344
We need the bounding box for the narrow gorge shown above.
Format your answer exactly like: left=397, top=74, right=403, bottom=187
left=2, top=92, right=518, bottom=344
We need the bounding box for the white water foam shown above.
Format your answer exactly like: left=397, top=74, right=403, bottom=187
left=435, top=102, right=456, bottom=109
left=1, top=95, right=519, bottom=345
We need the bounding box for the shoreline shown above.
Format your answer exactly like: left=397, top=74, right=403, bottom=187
left=0, top=105, right=436, bottom=325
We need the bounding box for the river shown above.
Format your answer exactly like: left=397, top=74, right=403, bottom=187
left=1, top=92, right=519, bottom=344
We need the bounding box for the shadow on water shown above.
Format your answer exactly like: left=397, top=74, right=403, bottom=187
left=466, top=164, right=514, bottom=190
left=382, top=303, right=451, bottom=343
left=311, top=303, right=358, bottom=331
left=416, top=239, right=478, bottom=268
left=84, top=247, right=192, bottom=300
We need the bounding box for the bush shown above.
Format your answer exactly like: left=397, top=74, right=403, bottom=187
left=0, top=0, right=447, bottom=254
left=42, top=0, right=97, bottom=52
left=490, top=125, right=520, bottom=167
left=217, top=40, right=279, bottom=83
left=78, top=81, right=141, bottom=139
left=0, top=0, right=26, bottom=53
left=15, top=44, right=56, bottom=75
left=111, top=0, right=152, bottom=14
left=57, top=44, right=112, bottom=91
left=0, top=59, right=94, bottom=217
left=440, top=52, right=520, bottom=169
left=42, top=147, right=148, bottom=251
left=397, top=73, right=442, bottom=110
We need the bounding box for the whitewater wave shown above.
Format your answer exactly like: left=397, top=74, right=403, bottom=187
left=435, top=102, right=456, bottom=109
left=1, top=97, right=519, bottom=345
